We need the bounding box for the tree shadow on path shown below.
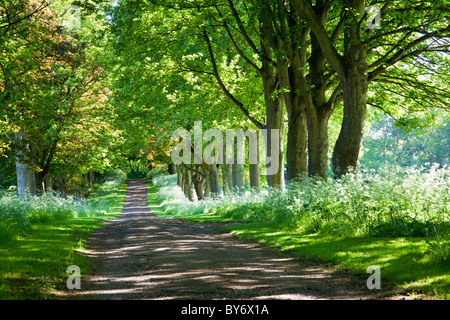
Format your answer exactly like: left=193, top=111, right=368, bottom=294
left=68, top=179, right=396, bottom=300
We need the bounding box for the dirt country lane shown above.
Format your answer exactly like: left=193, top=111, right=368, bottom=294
left=68, top=179, right=404, bottom=300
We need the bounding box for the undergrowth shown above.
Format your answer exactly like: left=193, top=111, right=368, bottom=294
left=0, top=173, right=124, bottom=245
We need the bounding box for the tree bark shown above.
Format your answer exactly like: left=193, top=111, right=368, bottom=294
left=202, top=164, right=211, bottom=199
left=15, top=158, right=36, bottom=199
left=194, top=181, right=204, bottom=201
left=13, top=131, right=36, bottom=200
left=258, top=5, right=286, bottom=190
left=36, top=172, right=46, bottom=193
left=331, top=70, right=367, bottom=177
left=184, top=166, right=195, bottom=201
left=289, top=0, right=367, bottom=178
left=209, top=164, right=222, bottom=197
left=307, top=24, right=333, bottom=179
left=225, top=164, right=233, bottom=192
left=286, top=101, right=308, bottom=182
left=168, top=163, right=175, bottom=175
left=192, top=166, right=205, bottom=201
left=232, top=163, right=245, bottom=194
left=267, top=4, right=309, bottom=185
left=221, top=165, right=227, bottom=195
left=278, top=52, right=308, bottom=183
left=331, top=3, right=368, bottom=177
left=307, top=109, right=330, bottom=178
left=231, top=137, right=245, bottom=193
left=180, top=165, right=186, bottom=195
left=88, top=171, right=95, bottom=187
left=221, top=164, right=233, bottom=194
left=176, top=165, right=181, bottom=186
left=261, top=74, right=285, bottom=189
left=247, top=131, right=260, bottom=192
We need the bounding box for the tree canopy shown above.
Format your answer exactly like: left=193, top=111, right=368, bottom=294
left=0, top=0, right=449, bottom=200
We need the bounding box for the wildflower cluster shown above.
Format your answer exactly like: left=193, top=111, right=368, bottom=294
left=154, top=165, right=449, bottom=261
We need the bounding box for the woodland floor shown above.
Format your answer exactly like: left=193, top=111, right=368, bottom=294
left=67, top=179, right=412, bottom=300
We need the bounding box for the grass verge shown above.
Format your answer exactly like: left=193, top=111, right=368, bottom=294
left=0, top=180, right=126, bottom=299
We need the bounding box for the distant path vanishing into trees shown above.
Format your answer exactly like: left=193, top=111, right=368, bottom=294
left=68, top=179, right=407, bottom=300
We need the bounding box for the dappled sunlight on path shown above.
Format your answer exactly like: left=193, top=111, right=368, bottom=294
left=67, top=179, right=389, bottom=300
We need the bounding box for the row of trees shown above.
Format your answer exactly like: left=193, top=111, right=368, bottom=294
left=1, top=1, right=449, bottom=201
left=109, top=0, right=450, bottom=199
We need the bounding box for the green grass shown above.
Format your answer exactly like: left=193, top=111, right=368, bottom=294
left=0, top=216, right=115, bottom=299
left=0, top=179, right=126, bottom=299
left=149, top=180, right=450, bottom=299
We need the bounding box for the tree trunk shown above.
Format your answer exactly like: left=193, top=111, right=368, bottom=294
left=221, top=165, right=227, bottom=195
left=15, top=158, right=36, bottom=200
left=209, top=164, right=222, bottom=197
left=36, top=172, right=46, bottom=193
left=287, top=0, right=367, bottom=178
left=261, top=75, right=285, bottom=189
left=269, top=18, right=309, bottom=183
left=331, top=5, right=368, bottom=177
left=180, top=166, right=186, bottom=194
left=13, top=131, right=36, bottom=200
left=306, top=23, right=333, bottom=179
left=194, top=181, right=204, bottom=201
left=286, top=102, right=308, bottom=182
left=232, top=163, right=245, bottom=194
left=88, top=171, right=95, bottom=187
left=45, top=175, right=53, bottom=191
left=190, top=164, right=205, bottom=201
left=247, top=131, right=260, bottom=192
left=225, top=164, right=233, bottom=192
left=248, top=163, right=260, bottom=192
left=221, top=165, right=231, bottom=194
left=184, top=167, right=194, bottom=201
left=258, top=8, right=285, bottom=190
left=176, top=165, right=181, bottom=186
left=331, top=73, right=367, bottom=177
left=281, top=34, right=309, bottom=184
left=202, top=164, right=211, bottom=199
left=168, top=163, right=175, bottom=175
left=307, top=109, right=330, bottom=178
left=232, top=136, right=245, bottom=194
